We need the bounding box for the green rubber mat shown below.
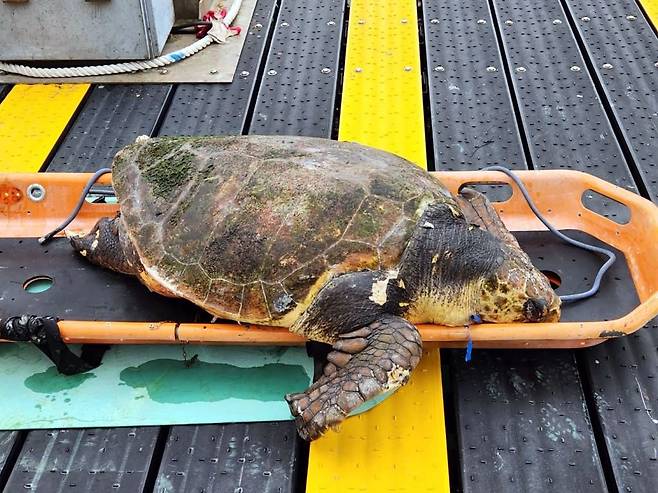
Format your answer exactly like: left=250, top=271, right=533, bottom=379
left=0, top=343, right=313, bottom=430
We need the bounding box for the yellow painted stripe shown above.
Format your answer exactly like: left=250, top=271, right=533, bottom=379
left=0, top=84, right=89, bottom=173
left=307, top=1, right=450, bottom=491
left=337, top=0, right=426, bottom=168
left=639, top=0, right=658, bottom=29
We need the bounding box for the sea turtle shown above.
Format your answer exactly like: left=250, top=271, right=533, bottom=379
left=69, top=135, right=560, bottom=440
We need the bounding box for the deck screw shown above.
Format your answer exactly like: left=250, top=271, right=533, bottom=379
left=570, top=65, right=581, bottom=72
left=505, top=19, right=514, bottom=26
left=321, top=67, right=331, bottom=74
left=267, top=69, right=277, bottom=75
left=654, top=62, right=658, bottom=68
left=209, top=69, right=218, bottom=74
left=401, top=19, right=408, bottom=24
left=281, top=22, right=289, bottom=27
left=430, top=19, right=440, bottom=24
left=516, top=66, right=526, bottom=73
left=552, top=19, right=562, bottom=25
left=602, top=63, right=613, bottom=69
left=626, top=15, right=637, bottom=21
left=239, top=71, right=250, bottom=77
left=486, top=66, right=498, bottom=72
left=358, top=19, right=366, bottom=24
left=254, top=23, right=263, bottom=29
left=404, top=66, right=412, bottom=72
left=434, top=65, right=445, bottom=72
left=327, top=20, right=336, bottom=26
left=581, top=16, right=591, bottom=22
left=355, top=67, right=363, bottom=73
left=477, top=19, right=487, bottom=25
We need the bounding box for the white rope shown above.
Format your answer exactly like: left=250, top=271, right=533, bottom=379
left=0, top=0, right=242, bottom=79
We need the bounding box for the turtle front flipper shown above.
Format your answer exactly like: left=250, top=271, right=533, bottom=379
left=285, top=315, right=422, bottom=441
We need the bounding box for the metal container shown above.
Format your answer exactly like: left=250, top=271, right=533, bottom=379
left=0, top=0, right=175, bottom=61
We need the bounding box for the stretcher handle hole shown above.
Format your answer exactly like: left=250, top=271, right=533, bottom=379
left=541, top=270, right=562, bottom=290
left=581, top=189, right=630, bottom=225
left=23, top=275, right=54, bottom=293
left=457, top=182, right=512, bottom=203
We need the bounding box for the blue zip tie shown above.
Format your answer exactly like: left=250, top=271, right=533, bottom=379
left=465, top=337, right=473, bottom=362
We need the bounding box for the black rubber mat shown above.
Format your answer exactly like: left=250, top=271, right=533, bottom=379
left=3, top=428, right=160, bottom=492
left=515, top=230, right=638, bottom=323
left=1, top=238, right=202, bottom=322
left=47, top=85, right=171, bottom=172
left=451, top=349, right=607, bottom=492
left=560, top=0, right=658, bottom=200
left=155, top=423, right=302, bottom=492
left=423, top=0, right=527, bottom=170
left=249, top=0, right=344, bottom=137
left=159, top=0, right=278, bottom=137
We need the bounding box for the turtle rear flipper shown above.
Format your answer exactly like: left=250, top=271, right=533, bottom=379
left=285, top=315, right=422, bottom=441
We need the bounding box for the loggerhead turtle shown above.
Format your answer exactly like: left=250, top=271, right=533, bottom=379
left=69, top=135, right=560, bottom=440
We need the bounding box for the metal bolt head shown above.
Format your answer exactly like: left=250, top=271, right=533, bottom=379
left=281, top=21, right=289, bottom=27
left=239, top=70, right=250, bottom=78
left=404, top=66, right=412, bottom=72
left=26, top=184, right=45, bottom=202
left=321, top=67, right=331, bottom=74
left=254, top=22, right=263, bottom=29
left=581, top=16, right=590, bottom=22
left=401, top=19, right=408, bottom=24
left=358, top=19, right=366, bottom=24
left=505, top=19, right=513, bottom=26
left=516, top=66, right=526, bottom=73
left=355, top=67, right=363, bottom=73
left=570, top=65, right=581, bottom=72
left=602, top=63, right=613, bottom=69
left=327, top=20, right=336, bottom=26
left=486, top=66, right=497, bottom=72
left=477, top=19, right=487, bottom=25
left=267, top=69, right=277, bottom=76
left=626, top=15, right=636, bottom=21
left=434, top=65, right=445, bottom=72
left=209, top=69, right=218, bottom=75
left=159, top=69, right=168, bottom=75
left=552, top=19, right=562, bottom=25
left=655, top=62, right=658, bottom=68
left=430, top=18, right=440, bottom=24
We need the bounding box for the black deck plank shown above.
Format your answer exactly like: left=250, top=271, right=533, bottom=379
left=159, top=0, right=278, bottom=136
left=559, top=0, right=658, bottom=197
left=153, top=1, right=319, bottom=491
left=47, top=85, right=171, bottom=172
left=489, top=0, right=636, bottom=194
left=0, top=431, right=21, bottom=488
left=155, top=423, right=301, bottom=493
left=4, top=428, right=159, bottom=492
left=249, top=0, right=344, bottom=137
left=553, top=2, right=658, bottom=491
left=452, top=350, right=607, bottom=492
left=582, top=324, right=658, bottom=492
left=422, top=1, right=613, bottom=491
left=423, top=0, right=527, bottom=170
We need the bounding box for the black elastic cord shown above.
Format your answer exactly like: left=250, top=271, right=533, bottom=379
left=39, top=168, right=112, bottom=245
left=482, top=166, right=616, bottom=302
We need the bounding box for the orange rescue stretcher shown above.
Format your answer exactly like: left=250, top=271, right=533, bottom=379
left=2, top=170, right=658, bottom=349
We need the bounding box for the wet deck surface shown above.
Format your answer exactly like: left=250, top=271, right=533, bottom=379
left=1, top=0, right=658, bottom=491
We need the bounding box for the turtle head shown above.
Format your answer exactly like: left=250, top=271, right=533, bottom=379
left=475, top=243, right=561, bottom=324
